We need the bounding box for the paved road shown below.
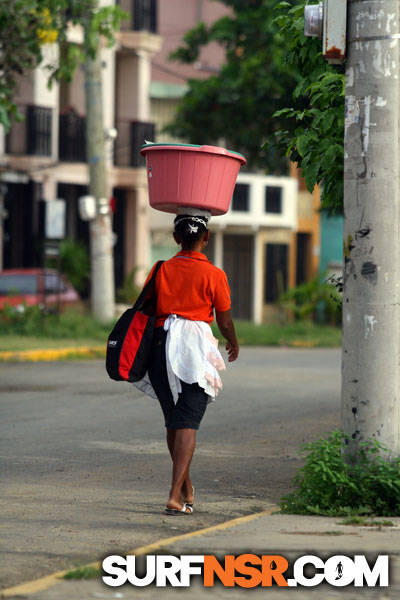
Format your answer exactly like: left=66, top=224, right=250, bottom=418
left=0, top=348, right=341, bottom=589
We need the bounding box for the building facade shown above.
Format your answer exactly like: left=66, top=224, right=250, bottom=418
left=0, top=0, right=320, bottom=321
left=0, top=0, right=161, bottom=289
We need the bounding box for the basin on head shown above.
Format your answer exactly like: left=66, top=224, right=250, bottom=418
left=140, top=143, right=247, bottom=216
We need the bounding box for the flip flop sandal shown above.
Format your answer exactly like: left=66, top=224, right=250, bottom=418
left=182, top=486, right=195, bottom=509
left=165, top=502, right=193, bottom=516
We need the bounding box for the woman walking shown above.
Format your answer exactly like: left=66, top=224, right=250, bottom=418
left=135, top=210, right=238, bottom=515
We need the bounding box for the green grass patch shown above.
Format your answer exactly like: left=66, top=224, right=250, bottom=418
left=62, top=348, right=105, bottom=360
left=213, top=320, right=341, bottom=347
left=0, top=305, right=111, bottom=340
left=280, top=430, right=400, bottom=517
left=339, top=516, right=394, bottom=527
left=63, top=565, right=100, bottom=580
left=0, top=306, right=341, bottom=354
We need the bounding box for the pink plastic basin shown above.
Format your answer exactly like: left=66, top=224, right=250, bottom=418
left=140, top=143, right=247, bottom=215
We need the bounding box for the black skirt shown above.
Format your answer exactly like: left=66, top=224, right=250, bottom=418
left=147, top=327, right=208, bottom=430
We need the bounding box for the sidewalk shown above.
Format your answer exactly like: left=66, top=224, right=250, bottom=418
left=3, top=509, right=399, bottom=600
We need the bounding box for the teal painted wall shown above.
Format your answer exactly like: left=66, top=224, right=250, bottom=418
left=319, top=214, right=343, bottom=273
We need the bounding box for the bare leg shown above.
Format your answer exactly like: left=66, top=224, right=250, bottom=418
left=166, top=428, right=196, bottom=511
left=166, top=429, right=194, bottom=504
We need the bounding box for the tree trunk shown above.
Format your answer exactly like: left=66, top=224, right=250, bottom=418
left=84, top=37, right=115, bottom=323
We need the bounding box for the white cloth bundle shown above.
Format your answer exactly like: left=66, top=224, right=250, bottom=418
left=164, top=314, right=225, bottom=403
left=133, top=315, right=225, bottom=403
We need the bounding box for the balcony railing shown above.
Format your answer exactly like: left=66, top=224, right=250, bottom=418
left=6, top=105, right=52, bottom=157
left=119, top=0, right=157, bottom=33
left=114, top=120, right=155, bottom=167
left=58, top=107, right=86, bottom=162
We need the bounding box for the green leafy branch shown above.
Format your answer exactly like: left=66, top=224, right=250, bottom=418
left=281, top=430, right=400, bottom=516
left=0, top=0, right=127, bottom=130
left=270, top=0, right=345, bottom=215
left=166, top=0, right=300, bottom=173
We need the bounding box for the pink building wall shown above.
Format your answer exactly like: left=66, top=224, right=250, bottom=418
left=152, top=0, right=230, bottom=85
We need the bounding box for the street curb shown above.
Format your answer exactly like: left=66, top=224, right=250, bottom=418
left=0, top=506, right=278, bottom=598
left=0, top=343, right=341, bottom=362
left=0, top=346, right=105, bottom=362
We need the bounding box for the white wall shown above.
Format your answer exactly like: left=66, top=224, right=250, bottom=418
left=147, top=172, right=298, bottom=231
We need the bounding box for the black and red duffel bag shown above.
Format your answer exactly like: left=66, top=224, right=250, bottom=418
left=106, top=260, right=164, bottom=382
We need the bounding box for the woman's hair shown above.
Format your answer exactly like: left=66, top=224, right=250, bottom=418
left=174, top=214, right=208, bottom=250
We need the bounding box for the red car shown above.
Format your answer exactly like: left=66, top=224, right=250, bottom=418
left=0, top=269, right=80, bottom=311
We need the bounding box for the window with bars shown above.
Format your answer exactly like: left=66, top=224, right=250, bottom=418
left=59, top=108, right=86, bottom=162
left=265, top=185, right=282, bottom=214
left=27, top=106, right=52, bottom=156
left=232, top=183, right=250, bottom=212
left=296, top=233, right=311, bottom=286
left=265, top=243, right=288, bottom=303
left=133, top=0, right=157, bottom=32
left=130, top=121, right=155, bottom=166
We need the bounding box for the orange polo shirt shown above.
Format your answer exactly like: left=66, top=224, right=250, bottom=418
left=145, top=250, right=231, bottom=326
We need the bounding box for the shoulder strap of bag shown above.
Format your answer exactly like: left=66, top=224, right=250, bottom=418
left=133, top=260, right=164, bottom=311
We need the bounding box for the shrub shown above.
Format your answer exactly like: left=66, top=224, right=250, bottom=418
left=0, top=304, right=111, bottom=340
left=0, top=304, right=44, bottom=336
left=281, top=430, right=400, bottom=516
left=278, top=275, right=341, bottom=325
left=116, top=268, right=141, bottom=304
left=46, top=238, right=90, bottom=296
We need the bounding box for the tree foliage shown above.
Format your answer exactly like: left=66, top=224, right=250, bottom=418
left=166, top=0, right=299, bottom=173
left=167, top=0, right=344, bottom=214
left=272, top=1, right=345, bottom=214
left=0, top=0, right=126, bottom=130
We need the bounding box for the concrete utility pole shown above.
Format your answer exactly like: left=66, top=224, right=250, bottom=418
left=84, top=19, right=115, bottom=323
left=342, top=0, right=400, bottom=457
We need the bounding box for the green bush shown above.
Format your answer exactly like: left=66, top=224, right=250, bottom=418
left=0, top=304, right=44, bottom=336
left=46, top=238, right=90, bottom=296
left=0, top=304, right=111, bottom=340
left=278, top=275, right=342, bottom=325
left=116, top=268, right=141, bottom=305
left=281, top=430, right=400, bottom=516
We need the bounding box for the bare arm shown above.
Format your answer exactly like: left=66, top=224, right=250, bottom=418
left=215, top=309, right=239, bottom=362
